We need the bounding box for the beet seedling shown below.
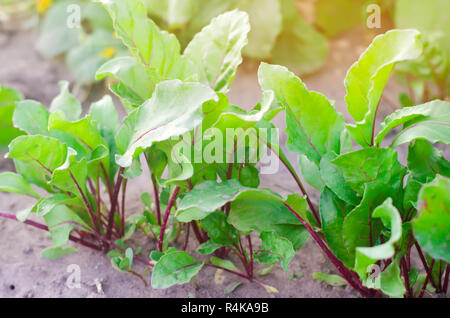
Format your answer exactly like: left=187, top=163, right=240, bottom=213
left=259, top=29, right=450, bottom=297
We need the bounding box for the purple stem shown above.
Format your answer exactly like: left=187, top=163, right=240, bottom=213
left=158, top=186, right=180, bottom=252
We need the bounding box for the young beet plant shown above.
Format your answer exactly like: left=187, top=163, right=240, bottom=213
left=0, top=82, right=152, bottom=275
left=96, top=0, right=299, bottom=291
left=257, top=29, right=450, bottom=297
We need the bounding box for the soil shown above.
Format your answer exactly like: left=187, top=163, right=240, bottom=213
left=0, top=24, right=437, bottom=298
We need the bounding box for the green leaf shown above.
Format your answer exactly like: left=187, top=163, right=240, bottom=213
left=41, top=246, right=78, bottom=259
left=255, top=231, right=295, bottom=271
left=319, top=187, right=355, bottom=268
left=0, top=172, right=40, bottom=198
left=270, top=0, right=328, bottom=75
left=49, top=81, right=82, bottom=122
left=0, top=85, right=24, bottom=149
left=210, top=256, right=237, bottom=272
left=197, top=240, right=223, bottom=255
left=312, top=272, right=348, bottom=287
left=354, top=198, right=403, bottom=281
left=379, top=101, right=450, bottom=147
left=343, top=182, right=398, bottom=253
left=345, top=29, right=422, bottom=147
left=13, top=100, right=49, bottom=135
left=96, top=56, right=156, bottom=106
left=407, top=139, right=450, bottom=183
left=298, top=154, right=325, bottom=191
left=36, top=1, right=80, bottom=57
left=36, top=193, right=82, bottom=217
left=319, top=154, right=360, bottom=206
left=379, top=261, right=406, bottom=298
left=115, top=80, right=217, bottom=167
left=228, top=190, right=301, bottom=233
left=258, top=63, right=345, bottom=165
left=237, top=0, right=282, bottom=59
left=413, top=176, right=450, bottom=263
left=184, top=9, right=250, bottom=93
left=43, top=205, right=88, bottom=247
left=201, top=211, right=240, bottom=248
left=176, top=179, right=247, bottom=222
left=331, top=148, right=405, bottom=195
left=50, top=149, right=88, bottom=197
left=7, top=135, right=68, bottom=173
left=99, top=0, right=182, bottom=78
left=151, top=250, right=203, bottom=289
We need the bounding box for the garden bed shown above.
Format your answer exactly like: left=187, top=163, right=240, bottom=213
left=0, top=25, right=432, bottom=298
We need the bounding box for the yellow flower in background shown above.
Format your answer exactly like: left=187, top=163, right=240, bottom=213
left=100, top=47, right=116, bottom=58
left=35, top=0, right=53, bottom=14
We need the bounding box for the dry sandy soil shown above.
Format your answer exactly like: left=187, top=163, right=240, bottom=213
left=0, top=22, right=432, bottom=298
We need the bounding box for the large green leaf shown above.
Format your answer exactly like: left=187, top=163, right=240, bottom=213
left=319, top=187, right=355, bottom=268
left=407, top=139, right=450, bottom=183
left=151, top=250, right=203, bottom=289
left=354, top=198, right=403, bottom=281
left=228, top=191, right=302, bottom=233
left=375, top=100, right=450, bottom=147
left=183, top=9, right=250, bottom=93
left=413, top=176, right=450, bottom=263
left=258, top=63, right=345, bottom=165
left=115, top=80, right=217, bottom=167
left=345, top=29, right=422, bottom=147
left=343, top=182, right=399, bottom=252
left=379, top=260, right=406, bottom=298
left=331, top=148, right=405, bottom=195
left=237, top=0, right=282, bottom=59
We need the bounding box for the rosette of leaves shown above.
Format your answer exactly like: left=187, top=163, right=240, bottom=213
left=259, top=28, right=450, bottom=297
left=0, top=81, right=145, bottom=265
left=97, top=0, right=309, bottom=290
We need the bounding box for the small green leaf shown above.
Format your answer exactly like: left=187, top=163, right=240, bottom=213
left=313, top=272, right=348, bottom=287
left=256, top=232, right=295, bottom=271
left=151, top=250, right=203, bottom=289
left=49, top=81, right=82, bottom=121
left=41, top=246, right=78, bottom=259
left=201, top=212, right=239, bottom=248
left=197, top=241, right=223, bottom=255
left=224, top=281, right=242, bottom=294
left=0, top=172, right=40, bottom=198
left=210, top=256, right=237, bottom=272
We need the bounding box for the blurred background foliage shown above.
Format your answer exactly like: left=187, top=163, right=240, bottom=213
left=0, top=0, right=448, bottom=100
